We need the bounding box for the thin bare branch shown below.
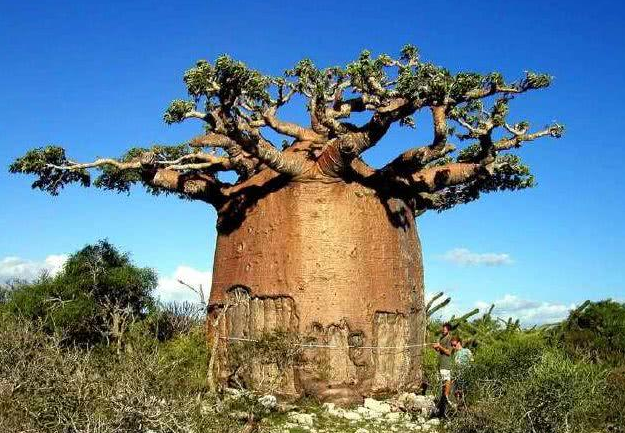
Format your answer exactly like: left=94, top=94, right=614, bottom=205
left=494, top=124, right=564, bottom=151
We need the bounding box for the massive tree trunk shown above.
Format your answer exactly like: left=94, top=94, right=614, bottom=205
left=207, top=178, right=426, bottom=404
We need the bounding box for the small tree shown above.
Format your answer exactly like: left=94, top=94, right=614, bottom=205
left=6, top=240, right=157, bottom=346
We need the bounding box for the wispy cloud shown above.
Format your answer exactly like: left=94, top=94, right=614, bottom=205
left=425, top=290, right=576, bottom=325
left=440, top=248, right=513, bottom=266
left=0, top=254, right=68, bottom=281
left=155, top=265, right=212, bottom=304
left=476, top=294, right=575, bottom=325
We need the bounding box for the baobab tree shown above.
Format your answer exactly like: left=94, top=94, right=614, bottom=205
left=10, top=45, right=562, bottom=402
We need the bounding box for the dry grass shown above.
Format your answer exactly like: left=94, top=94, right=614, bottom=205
left=0, top=315, right=243, bottom=433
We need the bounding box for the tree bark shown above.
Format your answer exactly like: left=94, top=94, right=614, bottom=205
left=207, top=179, right=426, bottom=403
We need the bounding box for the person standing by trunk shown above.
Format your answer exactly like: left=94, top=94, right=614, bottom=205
left=431, top=322, right=453, bottom=417
left=451, top=336, right=473, bottom=408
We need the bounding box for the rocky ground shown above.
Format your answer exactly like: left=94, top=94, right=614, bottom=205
left=244, top=392, right=444, bottom=433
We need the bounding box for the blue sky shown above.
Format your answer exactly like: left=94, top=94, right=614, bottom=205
left=1, top=0, right=623, bottom=323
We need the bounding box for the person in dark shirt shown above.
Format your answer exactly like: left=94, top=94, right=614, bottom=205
left=431, top=322, right=453, bottom=417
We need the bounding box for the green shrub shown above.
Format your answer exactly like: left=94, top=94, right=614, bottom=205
left=554, top=300, right=625, bottom=366
left=506, top=350, right=607, bottom=432
left=421, top=342, right=440, bottom=388
left=158, top=326, right=209, bottom=392
left=462, top=331, right=547, bottom=399
left=4, top=240, right=157, bottom=346
left=450, top=345, right=615, bottom=433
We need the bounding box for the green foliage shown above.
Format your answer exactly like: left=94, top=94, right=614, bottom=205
left=345, top=50, right=394, bottom=97
left=429, top=154, right=535, bottom=212
left=94, top=143, right=195, bottom=197
left=523, top=71, right=553, bottom=89
left=400, top=44, right=419, bottom=62
left=552, top=299, right=625, bottom=365
left=4, top=240, right=157, bottom=345
left=170, top=55, right=271, bottom=117
left=285, top=58, right=334, bottom=98
left=396, top=61, right=453, bottom=104
left=11, top=44, right=563, bottom=218
left=450, top=349, right=614, bottom=433
left=163, top=99, right=196, bottom=124
left=9, top=146, right=90, bottom=195
left=422, top=340, right=440, bottom=387
left=430, top=299, right=625, bottom=433
left=482, top=155, right=536, bottom=191
left=463, top=333, right=548, bottom=392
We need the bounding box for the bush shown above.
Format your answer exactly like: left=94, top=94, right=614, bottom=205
left=450, top=342, right=618, bottom=433
left=506, top=351, right=608, bottom=432
left=554, top=300, right=625, bottom=366
left=0, top=315, right=242, bottom=433
left=4, top=240, right=157, bottom=346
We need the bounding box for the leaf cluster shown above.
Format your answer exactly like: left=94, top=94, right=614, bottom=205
left=9, top=146, right=90, bottom=195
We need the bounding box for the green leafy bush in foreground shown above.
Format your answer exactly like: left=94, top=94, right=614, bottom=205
left=449, top=332, right=624, bottom=433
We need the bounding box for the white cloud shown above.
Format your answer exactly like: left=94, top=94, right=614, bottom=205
left=0, top=254, right=68, bottom=281
left=441, top=248, right=513, bottom=266
left=426, top=291, right=576, bottom=325
left=155, top=265, right=212, bottom=304
left=475, top=294, right=575, bottom=325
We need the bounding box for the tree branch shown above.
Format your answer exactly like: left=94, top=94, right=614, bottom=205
left=409, top=162, right=485, bottom=193
left=261, top=106, right=325, bottom=142
left=227, top=119, right=306, bottom=177
left=147, top=168, right=225, bottom=204
left=382, top=105, right=455, bottom=173
left=191, top=133, right=259, bottom=178
left=384, top=142, right=456, bottom=174
left=494, top=123, right=564, bottom=151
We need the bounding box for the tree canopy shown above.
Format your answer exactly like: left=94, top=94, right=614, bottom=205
left=3, top=240, right=157, bottom=345
left=10, top=45, right=563, bottom=216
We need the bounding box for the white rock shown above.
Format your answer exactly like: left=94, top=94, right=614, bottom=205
left=385, top=412, right=403, bottom=422
left=397, top=392, right=435, bottom=412
left=355, top=429, right=370, bottom=433
left=289, top=413, right=315, bottom=426
left=364, top=398, right=392, bottom=414
left=258, top=394, right=277, bottom=410
left=343, top=411, right=361, bottom=421
left=356, top=406, right=376, bottom=419
left=397, top=392, right=418, bottom=408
